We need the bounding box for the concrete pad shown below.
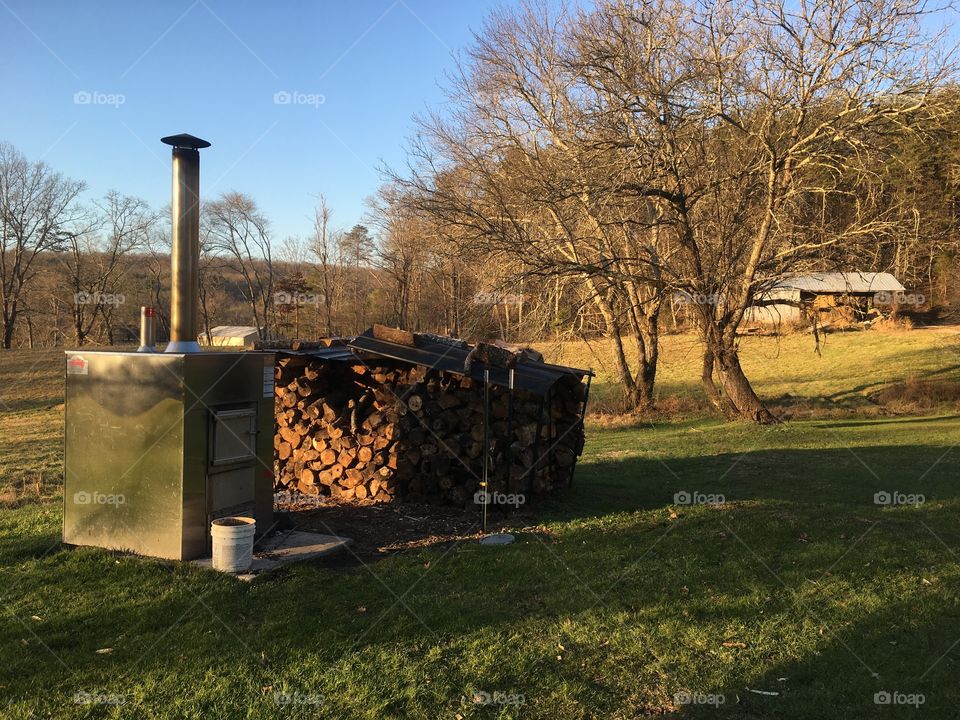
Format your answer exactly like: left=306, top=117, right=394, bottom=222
left=191, top=530, right=352, bottom=580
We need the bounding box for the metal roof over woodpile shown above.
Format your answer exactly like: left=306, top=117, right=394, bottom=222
left=759, top=272, right=905, bottom=302
left=272, top=325, right=592, bottom=396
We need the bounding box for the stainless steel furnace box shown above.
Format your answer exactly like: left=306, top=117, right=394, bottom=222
left=63, top=350, right=275, bottom=560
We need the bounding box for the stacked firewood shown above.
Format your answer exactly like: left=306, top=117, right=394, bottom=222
left=273, top=336, right=588, bottom=506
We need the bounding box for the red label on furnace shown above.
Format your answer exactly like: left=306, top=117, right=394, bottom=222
left=67, top=356, right=89, bottom=375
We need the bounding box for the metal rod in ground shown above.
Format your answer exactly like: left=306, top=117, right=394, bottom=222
left=482, top=368, right=490, bottom=534
left=505, top=368, right=514, bottom=506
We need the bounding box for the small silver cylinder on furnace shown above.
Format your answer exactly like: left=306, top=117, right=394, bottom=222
left=137, top=306, right=157, bottom=352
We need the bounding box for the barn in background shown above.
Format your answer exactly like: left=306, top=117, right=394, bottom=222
left=748, top=272, right=906, bottom=328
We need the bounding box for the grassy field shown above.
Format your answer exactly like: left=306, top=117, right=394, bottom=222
left=1, top=332, right=959, bottom=718
left=539, top=326, right=960, bottom=415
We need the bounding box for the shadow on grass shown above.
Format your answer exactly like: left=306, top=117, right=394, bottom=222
left=1, top=441, right=959, bottom=718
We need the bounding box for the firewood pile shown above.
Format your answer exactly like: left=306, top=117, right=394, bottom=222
left=272, top=326, right=590, bottom=506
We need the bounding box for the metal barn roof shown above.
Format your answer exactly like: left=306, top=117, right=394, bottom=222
left=760, top=272, right=904, bottom=302
left=208, top=325, right=260, bottom=338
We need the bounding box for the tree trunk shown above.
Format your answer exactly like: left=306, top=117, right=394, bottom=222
left=713, top=344, right=779, bottom=424
left=701, top=348, right=736, bottom=417
left=3, top=308, right=16, bottom=349
left=633, top=315, right=658, bottom=412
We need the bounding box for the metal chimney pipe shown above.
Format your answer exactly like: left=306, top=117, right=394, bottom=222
left=161, top=133, right=210, bottom=353
left=137, top=306, right=157, bottom=352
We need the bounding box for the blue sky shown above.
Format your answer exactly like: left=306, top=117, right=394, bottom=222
left=0, top=0, right=503, bottom=240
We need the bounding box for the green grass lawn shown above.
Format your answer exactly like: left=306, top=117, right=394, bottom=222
left=1, top=335, right=959, bottom=718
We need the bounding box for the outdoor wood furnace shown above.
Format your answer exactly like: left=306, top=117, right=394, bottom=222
left=62, top=134, right=275, bottom=560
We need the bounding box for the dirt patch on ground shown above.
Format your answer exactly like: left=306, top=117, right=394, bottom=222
left=274, top=497, right=539, bottom=560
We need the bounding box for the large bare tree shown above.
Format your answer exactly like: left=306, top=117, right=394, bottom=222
left=0, top=143, right=86, bottom=348
left=204, top=192, right=276, bottom=338
left=65, top=191, right=156, bottom=345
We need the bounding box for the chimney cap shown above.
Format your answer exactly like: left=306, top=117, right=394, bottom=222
left=160, top=133, right=211, bottom=149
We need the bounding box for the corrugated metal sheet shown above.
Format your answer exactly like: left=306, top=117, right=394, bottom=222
left=279, top=346, right=355, bottom=362
left=347, top=335, right=589, bottom=395
left=760, top=272, right=904, bottom=301
left=208, top=325, right=260, bottom=338
left=273, top=331, right=591, bottom=395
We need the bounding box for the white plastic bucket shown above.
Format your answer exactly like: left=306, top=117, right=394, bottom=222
left=211, top=517, right=256, bottom=573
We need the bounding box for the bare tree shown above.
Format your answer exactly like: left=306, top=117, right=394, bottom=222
left=366, top=184, right=427, bottom=330
left=571, top=0, right=953, bottom=421
left=396, top=4, right=666, bottom=409
left=204, top=192, right=276, bottom=338
left=310, top=194, right=343, bottom=336
left=64, top=191, right=156, bottom=345
left=398, top=0, right=953, bottom=420
left=0, top=143, right=87, bottom=348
